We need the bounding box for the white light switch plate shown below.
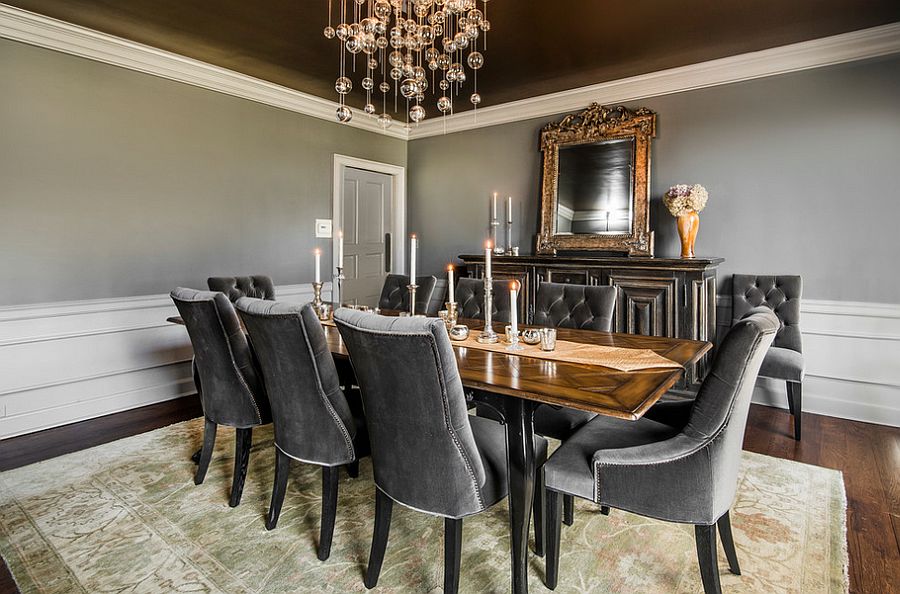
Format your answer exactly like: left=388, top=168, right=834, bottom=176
left=315, top=219, right=333, bottom=238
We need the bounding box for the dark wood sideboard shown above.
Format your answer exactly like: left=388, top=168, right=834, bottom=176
left=458, top=254, right=724, bottom=386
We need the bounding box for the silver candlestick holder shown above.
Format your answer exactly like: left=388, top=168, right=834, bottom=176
left=476, top=276, right=499, bottom=344
left=312, top=281, right=324, bottom=307
left=334, top=266, right=344, bottom=307
left=505, top=328, right=524, bottom=351
left=407, top=283, right=424, bottom=317
left=490, top=218, right=505, bottom=254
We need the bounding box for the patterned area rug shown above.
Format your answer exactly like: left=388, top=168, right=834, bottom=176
left=0, top=418, right=847, bottom=593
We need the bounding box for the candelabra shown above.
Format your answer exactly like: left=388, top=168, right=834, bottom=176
left=476, top=276, right=499, bottom=344
left=312, top=281, right=328, bottom=320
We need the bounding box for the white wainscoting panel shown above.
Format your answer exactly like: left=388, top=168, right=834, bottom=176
left=716, top=298, right=900, bottom=427
left=0, top=283, right=323, bottom=439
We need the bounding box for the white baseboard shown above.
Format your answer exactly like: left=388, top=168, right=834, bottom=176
left=0, top=283, right=324, bottom=439
left=716, top=298, right=900, bottom=427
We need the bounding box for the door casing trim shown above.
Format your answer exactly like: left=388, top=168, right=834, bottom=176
left=332, top=154, right=407, bottom=299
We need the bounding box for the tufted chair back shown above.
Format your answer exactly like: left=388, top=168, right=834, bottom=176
left=170, top=287, right=270, bottom=428
left=235, top=298, right=359, bottom=466
left=533, top=282, right=617, bottom=331
left=731, top=275, right=801, bottom=352
left=377, top=274, right=438, bottom=315
left=455, top=277, right=512, bottom=324
left=207, top=276, right=276, bottom=302
left=334, top=308, right=492, bottom=518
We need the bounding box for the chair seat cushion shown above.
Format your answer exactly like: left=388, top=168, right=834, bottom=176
left=759, top=346, right=805, bottom=382
left=533, top=405, right=596, bottom=440
left=543, top=415, right=680, bottom=501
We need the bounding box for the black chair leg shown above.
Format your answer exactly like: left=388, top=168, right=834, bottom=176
left=194, top=418, right=217, bottom=485
left=229, top=427, right=252, bottom=507
left=787, top=381, right=802, bottom=441
left=346, top=460, right=360, bottom=478
left=444, top=517, right=463, bottom=594
left=365, top=488, right=393, bottom=589
left=544, top=490, right=562, bottom=590
left=600, top=506, right=610, bottom=516
left=533, top=467, right=546, bottom=557
left=563, top=494, right=574, bottom=526
left=266, top=449, right=291, bottom=530
left=318, top=466, right=340, bottom=561
left=717, top=511, right=741, bottom=575
left=190, top=448, right=203, bottom=464
left=695, top=523, right=723, bottom=594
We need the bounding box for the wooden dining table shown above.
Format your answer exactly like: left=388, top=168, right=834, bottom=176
left=169, top=311, right=711, bottom=593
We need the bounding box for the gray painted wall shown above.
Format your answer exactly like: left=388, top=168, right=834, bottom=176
left=407, top=55, right=900, bottom=303
left=0, top=39, right=406, bottom=306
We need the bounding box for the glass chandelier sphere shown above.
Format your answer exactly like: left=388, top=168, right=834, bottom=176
left=326, top=0, right=491, bottom=125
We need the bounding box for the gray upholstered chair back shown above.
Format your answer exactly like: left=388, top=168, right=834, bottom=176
left=377, top=274, right=438, bottom=314
left=455, top=277, right=512, bottom=323
left=677, top=307, right=778, bottom=520
left=533, top=282, right=616, bottom=331
left=333, top=309, right=490, bottom=518
left=208, top=275, right=276, bottom=302
left=235, top=298, right=358, bottom=466
left=732, top=275, right=801, bottom=352
left=170, top=288, right=269, bottom=427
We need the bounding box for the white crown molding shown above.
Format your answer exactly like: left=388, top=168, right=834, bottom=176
left=408, top=22, right=900, bottom=139
left=0, top=4, right=409, bottom=140
left=2, top=4, right=899, bottom=143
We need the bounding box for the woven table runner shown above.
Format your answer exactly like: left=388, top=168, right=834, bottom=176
left=456, top=335, right=683, bottom=372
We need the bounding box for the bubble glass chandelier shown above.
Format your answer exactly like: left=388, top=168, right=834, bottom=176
left=325, top=0, right=491, bottom=129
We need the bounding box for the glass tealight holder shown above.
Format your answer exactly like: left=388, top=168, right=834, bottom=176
left=540, top=328, right=557, bottom=352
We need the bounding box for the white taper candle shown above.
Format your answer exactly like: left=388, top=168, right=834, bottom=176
left=448, top=264, right=455, bottom=303
left=314, top=249, right=321, bottom=284
left=510, top=280, right=519, bottom=334
left=409, top=234, right=417, bottom=281
left=507, top=196, right=513, bottom=224
left=485, top=240, right=492, bottom=278
left=337, top=230, right=344, bottom=266
left=492, top=192, right=498, bottom=221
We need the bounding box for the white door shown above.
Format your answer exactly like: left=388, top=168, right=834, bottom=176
left=340, top=166, right=393, bottom=306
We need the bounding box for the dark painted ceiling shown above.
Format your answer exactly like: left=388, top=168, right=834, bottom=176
left=8, top=0, right=900, bottom=113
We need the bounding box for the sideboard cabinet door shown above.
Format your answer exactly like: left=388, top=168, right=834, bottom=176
left=607, top=272, right=679, bottom=338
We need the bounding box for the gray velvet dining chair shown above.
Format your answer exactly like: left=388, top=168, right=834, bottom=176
left=235, top=298, right=369, bottom=561
left=170, top=287, right=272, bottom=507
left=455, top=277, right=512, bottom=323
left=732, top=274, right=804, bottom=440
left=377, top=273, right=439, bottom=315
left=541, top=307, right=779, bottom=594
left=207, top=275, right=276, bottom=302
left=333, top=309, right=546, bottom=593
left=531, top=281, right=618, bottom=530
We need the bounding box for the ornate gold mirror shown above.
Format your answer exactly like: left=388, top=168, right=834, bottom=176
left=537, top=104, right=656, bottom=256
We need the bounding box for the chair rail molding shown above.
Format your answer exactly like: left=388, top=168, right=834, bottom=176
left=714, top=296, right=900, bottom=427
left=0, top=283, right=325, bottom=439
left=2, top=4, right=899, bottom=142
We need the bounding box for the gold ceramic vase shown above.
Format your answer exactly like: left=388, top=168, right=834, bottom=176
left=676, top=210, right=700, bottom=258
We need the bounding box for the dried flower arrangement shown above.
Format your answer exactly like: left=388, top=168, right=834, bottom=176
left=662, top=184, right=709, bottom=217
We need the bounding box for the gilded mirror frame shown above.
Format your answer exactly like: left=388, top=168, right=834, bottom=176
left=537, top=104, right=656, bottom=256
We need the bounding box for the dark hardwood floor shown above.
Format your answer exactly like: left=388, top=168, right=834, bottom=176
left=1, top=399, right=898, bottom=593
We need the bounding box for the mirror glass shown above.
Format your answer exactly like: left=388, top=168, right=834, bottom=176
left=555, top=137, right=634, bottom=235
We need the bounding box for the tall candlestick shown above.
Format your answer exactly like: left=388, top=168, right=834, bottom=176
left=485, top=240, right=492, bottom=278
left=492, top=192, right=498, bottom=221
left=409, top=234, right=417, bottom=281
left=314, top=248, right=321, bottom=283
left=447, top=264, right=455, bottom=303
left=507, top=196, right=513, bottom=224
left=510, top=280, right=519, bottom=334
left=337, top=230, right=344, bottom=265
